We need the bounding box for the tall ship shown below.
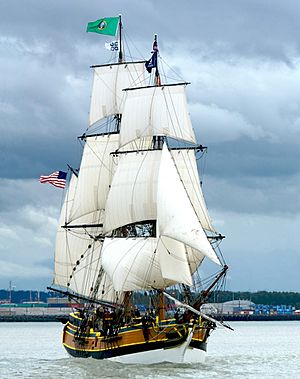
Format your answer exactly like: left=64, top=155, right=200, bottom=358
left=49, top=16, right=229, bottom=364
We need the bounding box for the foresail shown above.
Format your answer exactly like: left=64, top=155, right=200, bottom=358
left=69, top=134, right=119, bottom=223
left=120, top=84, right=196, bottom=148
left=89, top=62, right=146, bottom=127
left=103, top=150, right=161, bottom=233
left=101, top=237, right=193, bottom=291
left=157, top=145, right=221, bottom=265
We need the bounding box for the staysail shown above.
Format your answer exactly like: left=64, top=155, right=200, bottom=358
left=157, top=145, right=220, bottom=265
left=171, top=149, right=215, bottom=233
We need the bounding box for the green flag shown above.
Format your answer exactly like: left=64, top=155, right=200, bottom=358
left=86, top=17, right=119, bottom=36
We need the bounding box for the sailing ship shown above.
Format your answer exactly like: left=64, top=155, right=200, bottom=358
left=49, top=16, right=229, bottom=364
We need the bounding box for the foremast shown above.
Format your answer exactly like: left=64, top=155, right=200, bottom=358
left=52, top=19, right=147, bottom=304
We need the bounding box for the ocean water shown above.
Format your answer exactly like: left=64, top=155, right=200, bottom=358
left=0, top=321, right=299, bottom=378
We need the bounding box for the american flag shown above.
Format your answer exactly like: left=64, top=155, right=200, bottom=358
left=39, top=170, right=67, bottom=189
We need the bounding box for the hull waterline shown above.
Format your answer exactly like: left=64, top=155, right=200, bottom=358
left=62, top=312, right=210, bottom=364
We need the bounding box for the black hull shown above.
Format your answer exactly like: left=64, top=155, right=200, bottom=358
left=62, top=311, right=212, bottom=362
left=64, top=332, right=189, bottom=360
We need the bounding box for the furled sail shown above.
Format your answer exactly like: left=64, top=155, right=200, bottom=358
left=68, top=134, right=119, bottom=223
left=101, top=237, right=193, bottom=291
left=171, top=149, right=216, bottom=233
left=120, top=84, right=196, bottom=148
left=89, top=62, right=146, bottom=127
left=104, top=150, right=161, bottom=233
left=157, top=145, right=220, bottom=265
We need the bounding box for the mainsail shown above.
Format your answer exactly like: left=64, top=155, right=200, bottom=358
left=101, top=236, right=194, bottom=291
left=104, top=150, right=161, bottom=233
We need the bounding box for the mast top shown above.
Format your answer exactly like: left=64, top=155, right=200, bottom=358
left=145, top=34, right=161, bottom=86
left=118, top=14, right=123, bottom=63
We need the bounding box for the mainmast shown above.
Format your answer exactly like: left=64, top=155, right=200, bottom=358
left=145, top=34, right=163, bottom=149
left=153, top=34, right=160, bottom=86
left=153, top=35, right=163, bottom=149
left=118, top=14, right=123, bottom=63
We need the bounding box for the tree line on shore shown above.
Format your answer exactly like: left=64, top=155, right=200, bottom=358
left=1, top=289, right=300, bottom=309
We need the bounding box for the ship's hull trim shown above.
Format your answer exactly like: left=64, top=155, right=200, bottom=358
left=64, top=334, right=208, bottom=364
left=62, top=314, right=210, bottom=364
left=66, top=329, right=193, bottom=364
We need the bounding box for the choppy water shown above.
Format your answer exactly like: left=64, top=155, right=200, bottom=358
left=0, top=321, right=299, bottom=378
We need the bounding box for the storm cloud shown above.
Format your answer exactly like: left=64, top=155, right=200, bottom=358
left=1, top=0, right=299, bottom=290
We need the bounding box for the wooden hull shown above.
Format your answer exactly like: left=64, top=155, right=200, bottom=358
left=62, top=312, right=211, bottom=363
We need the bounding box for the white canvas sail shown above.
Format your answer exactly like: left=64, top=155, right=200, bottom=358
left=185, top=245, right=205, bottom=274
left=69, top=134, right=119, bottom=223
left=89, top=62, right=146, bottom=127
left=157, top=145, right=220, bottom=265
left=171, top=149, right=215, bottom=233
left=54, top=174, right=80, bottom=288
left=104, top=150, right=161, bottom=233
left=54, top=174, right=116, bottom=301
left=101, top=237, right=193, bottom=291
left=120, top=84, right=196, bottom=148
left=157, top=236, right=193, bottom=286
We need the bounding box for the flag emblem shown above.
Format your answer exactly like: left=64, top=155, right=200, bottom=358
left=98, top=20, right=107, bottom=30
left=39, top=171, right=67, bottom=189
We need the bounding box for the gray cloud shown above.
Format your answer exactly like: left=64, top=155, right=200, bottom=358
left=1, top=0, right=299, bottom=290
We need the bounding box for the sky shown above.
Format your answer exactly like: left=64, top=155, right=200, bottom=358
left=0, top=0, right=300, bottom=292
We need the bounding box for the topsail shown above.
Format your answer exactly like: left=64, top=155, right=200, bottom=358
left=89, top=62, right=146, bottom=127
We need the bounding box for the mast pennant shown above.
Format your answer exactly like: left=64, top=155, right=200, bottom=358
left=145, top=35, right=159, bottom=74
left=145, top=35, right=161, bottom=85
left=86, top=17, right=119, bottom=36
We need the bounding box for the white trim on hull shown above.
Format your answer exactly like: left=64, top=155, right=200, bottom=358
left=183, top=347, right=206, bottom=364
left=108, top=329, right=193, bottom=364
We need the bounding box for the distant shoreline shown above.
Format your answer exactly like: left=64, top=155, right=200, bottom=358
left=1, top=313, right=300, bottom=322
left=217, top=314, right=300, bottom=322
left=0, top=315, right=68, bottom=323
